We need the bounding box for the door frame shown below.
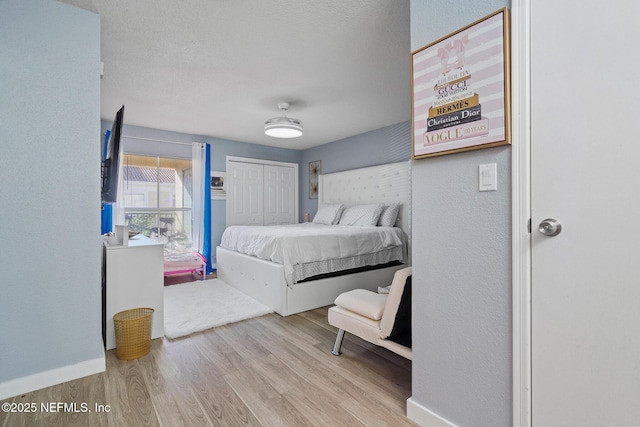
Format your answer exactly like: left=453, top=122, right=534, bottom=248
left=511, top=0, right=532, bottom=426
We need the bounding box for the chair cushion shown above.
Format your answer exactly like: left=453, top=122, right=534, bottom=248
left=328, top=306, right=381, bottom=344
left=387, top=292, right=411, bottom=348
left=380, top=267, right=412, bottom=337
left=334, top=289, right=387, bottom=320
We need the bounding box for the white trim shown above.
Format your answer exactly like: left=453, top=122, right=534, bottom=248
left=0, top=349, right=105, bottom=400
left=511, top=1, right=532, bottom=426
left=407, top=397, right=458, bottom=427
left=226, top=155, right=298, bottom=169
left=120, top=135, right=195, bottom=146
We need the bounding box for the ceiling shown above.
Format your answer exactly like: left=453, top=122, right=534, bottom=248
left=60, top=0, right=411, bottom=150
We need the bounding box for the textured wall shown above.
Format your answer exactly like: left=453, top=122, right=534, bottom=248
left=0, top=0, right=102, bottom=385
left=410, top=1, right=512, bottom=426
left=99, top=121, right=302, bottom=265
left=99, top=120, right=408, bottom=264
left=300, top=121, right=412, bottom=221
left=206, top=137, right=301, bottom=264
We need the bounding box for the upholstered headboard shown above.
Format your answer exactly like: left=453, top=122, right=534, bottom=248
left=318, top=161, right=411, bottom=252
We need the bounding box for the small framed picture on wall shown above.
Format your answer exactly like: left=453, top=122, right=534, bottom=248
left=309, top=160, right=321, bottom=199
left=210, top=171, right=226, bottom=199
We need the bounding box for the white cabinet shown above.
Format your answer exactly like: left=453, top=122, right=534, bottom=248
left=226, top=157, right=298, bottom=226
left=103, top=235, right=164, bottom=350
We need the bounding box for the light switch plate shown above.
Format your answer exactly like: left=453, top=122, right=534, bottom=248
left=479, top=163, right=497, bottom=191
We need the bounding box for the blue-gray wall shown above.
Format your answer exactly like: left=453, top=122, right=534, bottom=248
left=0, top=0, right=103, bottom=390
left=103, top=122, right=409, bottom=265
left=99, top=122, right=302, bottom=265
left=205, top=136, right=301, bottom=264
left=0, top=2, right=515, bottom=414
left=410, top=1, right=512, bottom=426
left=300, top=121, right=411, bottom=218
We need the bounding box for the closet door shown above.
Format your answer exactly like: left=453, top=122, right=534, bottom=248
left=264, top=165, right=295, bottom=225
left=226, top=161, right=264, bottom=225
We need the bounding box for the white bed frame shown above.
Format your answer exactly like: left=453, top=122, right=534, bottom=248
left=217, top=161, right=411, bottom=316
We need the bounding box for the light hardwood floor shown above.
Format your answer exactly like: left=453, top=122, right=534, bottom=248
left=1, top=307, right=417, bottom=427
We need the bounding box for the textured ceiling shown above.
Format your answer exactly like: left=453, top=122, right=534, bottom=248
left=60, top=0, right=411, bottom=149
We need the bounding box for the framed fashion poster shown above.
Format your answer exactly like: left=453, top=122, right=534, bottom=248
left=411, top=8, right=511, bottom=159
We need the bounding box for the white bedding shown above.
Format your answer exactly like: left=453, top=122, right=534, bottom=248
left=220, top=223, right=405, bottom=285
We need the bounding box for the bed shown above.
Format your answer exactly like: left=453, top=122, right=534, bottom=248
left=216, top=161, right=411, bottom=316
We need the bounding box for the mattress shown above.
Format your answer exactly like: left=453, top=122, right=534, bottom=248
left=219, top=223, right=406, bottom=284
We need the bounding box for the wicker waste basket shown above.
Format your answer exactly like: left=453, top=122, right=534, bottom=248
left=113, top=308, right=154, bottom=360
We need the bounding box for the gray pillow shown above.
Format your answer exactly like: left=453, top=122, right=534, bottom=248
left=312, top=203, right=344, bottom=225
left=377, top=203, right=400, bottom=227
left=338, top=204, right=384, bottom=226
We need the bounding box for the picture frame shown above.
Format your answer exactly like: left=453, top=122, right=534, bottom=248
left=308, top=160, right=321, bottom=199
left=411, top=8, right=511, bottom=159
left=210, top=171, right=226, bottom=200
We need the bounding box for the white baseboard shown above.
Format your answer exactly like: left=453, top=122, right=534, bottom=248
left=0, top=349, right=105, bottom=401
left=407, top=397, right=458, bottom=427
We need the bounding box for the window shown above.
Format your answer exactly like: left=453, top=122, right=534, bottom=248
left=122, top=154, right=193, bottom=253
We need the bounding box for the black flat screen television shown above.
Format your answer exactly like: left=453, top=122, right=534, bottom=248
left=101, top=105, right=124, bottom=204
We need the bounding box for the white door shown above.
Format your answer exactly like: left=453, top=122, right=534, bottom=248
left=226, top=161, right=263, bottom=225
left=263, top=165, right=295, bottom=225
left=531, top=1, right=640, bottom=425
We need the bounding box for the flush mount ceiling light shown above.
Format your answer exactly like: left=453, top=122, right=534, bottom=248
left=264, top=102, right=303, bottom=138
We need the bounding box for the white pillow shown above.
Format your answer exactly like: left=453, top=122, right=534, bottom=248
left=377, top=203, right=400, bottom=227
left=312, top=203, right=344, bottom=225
left=338, top=204, right=384, bottom=226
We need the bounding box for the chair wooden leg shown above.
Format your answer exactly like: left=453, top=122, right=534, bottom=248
left=332, top=329, right=345, bottom=356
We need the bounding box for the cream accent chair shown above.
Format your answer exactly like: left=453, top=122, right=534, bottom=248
left=328, top=267, right=412, bottom=360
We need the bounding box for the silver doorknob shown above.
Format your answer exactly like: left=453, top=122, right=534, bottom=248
left=538, top=218, right=562, bottom=236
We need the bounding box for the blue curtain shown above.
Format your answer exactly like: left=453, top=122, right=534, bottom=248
left=100, top=130, right=112, bottom=234
left=192, top=143, right=213, bottom=274
left=203, top=144, right=214, bottom=273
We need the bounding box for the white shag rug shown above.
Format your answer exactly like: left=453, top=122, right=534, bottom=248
left=164, top=279, right=273, bottom=339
